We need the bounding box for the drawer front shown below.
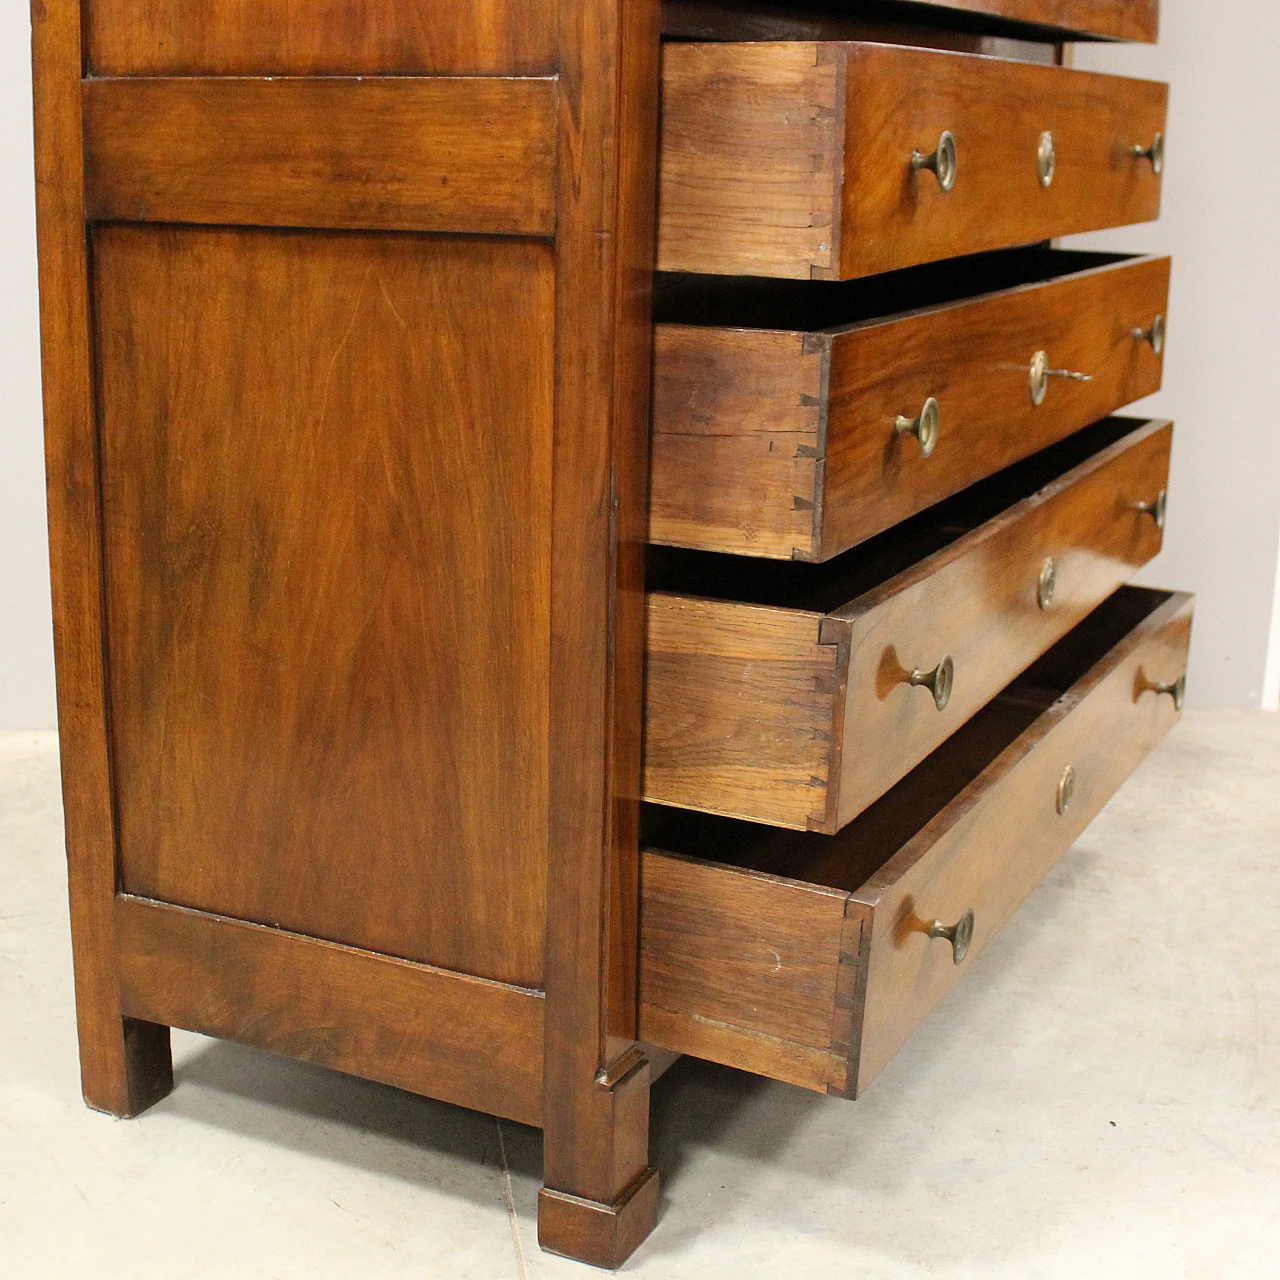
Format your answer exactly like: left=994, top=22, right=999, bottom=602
left=657, top=42, right=1167, bottom=280
left=829, top=418, right=1171, bottom=831
left=643, top=419, right=1172, bottom=833
left=639, top=588, right=1193, bottom=1098
left=850, top=590, right=1192, bottom=1092
left=650, top=254, right=1170, bottom=561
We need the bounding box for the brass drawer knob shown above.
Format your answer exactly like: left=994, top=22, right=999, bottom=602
left=1037, top=557, right=1058, bottom=610
left=1131, top=132, right=1165, bottom=175
left=1029, top=349, right=1093, bottom=406
left=928, top=909, right=975, bottom=965
left=894, top=396, right=940, bottom=457
left=1154, top=673, right=1187, bottom=711
left=1038, top=130, right=1056, bottom=187
left=1056, top=764, right=1077, bottom=815
left=1132, top=314, right=1166, bottom=355
left=911, top=130, right=957, bottom=192
left=909, top=654, right=954, bottom=711
left=1130, top=489, right=1168, bottom=530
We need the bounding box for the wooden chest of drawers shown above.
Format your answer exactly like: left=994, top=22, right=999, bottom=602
left=32, top=0, right=1185, bottom=1268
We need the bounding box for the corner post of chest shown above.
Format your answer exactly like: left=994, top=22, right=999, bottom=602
left=30, top=0, right=175, bottom=1120
left=538, top=0, right=664, bottom=1267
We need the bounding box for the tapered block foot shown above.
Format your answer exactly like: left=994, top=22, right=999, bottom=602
left=538, top=1166, right=659, bottom=1269
left=82, top=1017, right=174, bottom=1119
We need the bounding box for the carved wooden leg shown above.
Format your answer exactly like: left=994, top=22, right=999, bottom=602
left=538, top=1054, right=658, bottom=1268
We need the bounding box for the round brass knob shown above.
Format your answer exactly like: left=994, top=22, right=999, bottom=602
left=929, top=909, right=975, bottom=965
left=1037, top=557, right=1058, bottom=610
left=909, top=654, right=954, bottom=711
left=911, top=130, right=957, bottom=192
left=1056, top=764, right=1076, bottom=816
left=1038, top=130, right=1056, bottom=187
left=1154, top=673, right=1187, bottom=711
left=1029, top=349, right=1093, bottom=406
left=1131, top=132, right=1165, bottom=175
left=894, top=396, right=941, bottom=457
left=1132, top=314, right=1166, bottom=355
left=1130, top=489, right=1168, bottom=530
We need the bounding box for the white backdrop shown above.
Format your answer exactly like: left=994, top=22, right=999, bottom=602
left=1, top=3, right=1278, bottom=725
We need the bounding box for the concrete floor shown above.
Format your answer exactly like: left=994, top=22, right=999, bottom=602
left=2, top=714, right=1278, bottom=1278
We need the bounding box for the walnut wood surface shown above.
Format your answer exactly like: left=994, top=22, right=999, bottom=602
left=538, top=0, right=663, bottom=1266
left=116, top=895, right=546, bottom=1126
left=31, top=0, right=175, bottom=1118
left=639, top=587, right=1193, bottom=1096
left=643, top=419, right=1172, bottom=832
left=96, top=225, right=553, bottom=988
left=652, top=252, right=1170, bottom=560
left=83, top=76, right=557, bottom=237
left=84, top=0, right=556, bottom=76
left=657, top=41, right=1167, bottom=279
left=651, top=326, right=825, bottom=559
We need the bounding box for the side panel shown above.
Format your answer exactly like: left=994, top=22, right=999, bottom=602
left=84, top=0, right=557, bottom=76
left=96, top=226, right=553, bottom=988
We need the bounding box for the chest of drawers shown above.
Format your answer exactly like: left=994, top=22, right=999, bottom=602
left=32, top=0, right=1185, bottom=1268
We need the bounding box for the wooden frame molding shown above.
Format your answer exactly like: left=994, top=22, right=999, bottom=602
left=83, top=76, right=558, bottom=235
left=117, top=896, right=546, bottom=1126
left=539, top=0, right=663, bottom=1266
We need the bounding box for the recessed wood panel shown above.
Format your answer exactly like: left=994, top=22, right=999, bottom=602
left=83, top=76, right=557, bottom=237
left=95, top=225, right=553, bottom=988
left=84, top=0, right=557, bottom=77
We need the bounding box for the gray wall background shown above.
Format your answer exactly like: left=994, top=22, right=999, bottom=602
left=1, top=0, right=1278, bottom=726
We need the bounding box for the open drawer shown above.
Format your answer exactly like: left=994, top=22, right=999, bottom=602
left=639, top=585, right=1193, bottom=1098
left=644, top=416, right=1171, bottom=832
left=651, top=249, right=1170, bottom=561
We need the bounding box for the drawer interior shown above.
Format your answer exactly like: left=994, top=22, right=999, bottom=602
left=654, top=247, right=1139, bottom=333
left=643, top=584, right=1176, bottom=889
left=648, top=415, right=1149, bottom=612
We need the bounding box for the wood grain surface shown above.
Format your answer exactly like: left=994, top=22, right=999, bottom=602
left=652, top=251, right=1170, bottom=560
left=847, top=588, right=1192, bottom=1091
left=31, top=0, right=174, bottom=1118
left=639, top=587, right=1192, bottom=1096
left=537, top=0, right=663, bottom=1265
left=657, top=41, right=1167, bottom=279
left=83, top=76, right=558, bottom=236
left=95, top=226, right=554, bottom=989
left=643, top=419, right=1172, bottom=832
left=117, top=895, right=546, bottom=1126
left=84, top=0, right=556, bottom=76
left=644, top=597, right=841, bottom=829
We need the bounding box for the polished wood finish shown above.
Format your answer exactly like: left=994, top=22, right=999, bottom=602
left=644, top=418, right=1172, bottom=832
left=117, top=894, right=546, bottom=1125
left=83, top=76, right=557, bottom=237
left=96, top=225, right=553, bottom=988
left=537, top=0, right=662, bottom=1265
left=640, top=587, right=1193, bottom=1097
left=657, top=41, right=1167, bottom=279
left=661, top=2, right=1059, bottom=58
left=32, top=0, right=175, bottom=1119
left=84, top=0, right=556, bottom=76
left=652, top=250, right=1170, bottom=560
